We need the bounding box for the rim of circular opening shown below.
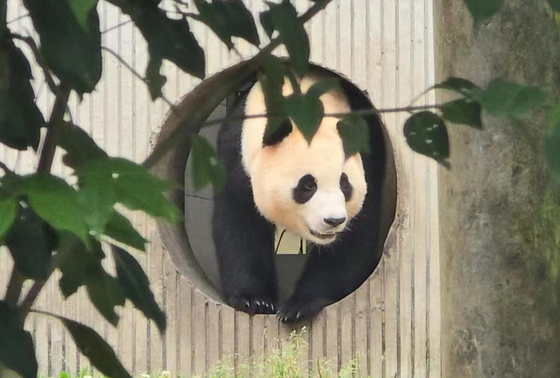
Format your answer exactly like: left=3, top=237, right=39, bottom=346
left=150, top=59, right=399, bottom=307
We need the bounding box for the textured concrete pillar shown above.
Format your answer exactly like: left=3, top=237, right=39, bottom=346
left=434, top=1, right=560, bottom=377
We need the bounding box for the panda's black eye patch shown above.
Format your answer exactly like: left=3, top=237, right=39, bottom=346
left=293, top=174, right=317, bottom=204
left=340, top=173, right=353, bottom=202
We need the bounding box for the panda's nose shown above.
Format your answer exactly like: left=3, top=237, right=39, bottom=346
left=323, top=217, right=346, bottom=227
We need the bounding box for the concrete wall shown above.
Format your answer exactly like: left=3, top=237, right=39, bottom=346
left=434, top=1, right=560, bottom=377
left=0, top=0, right=441, bottom=376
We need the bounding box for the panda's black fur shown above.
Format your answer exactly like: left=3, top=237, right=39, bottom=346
left=212, top=67, right=387, bottom=323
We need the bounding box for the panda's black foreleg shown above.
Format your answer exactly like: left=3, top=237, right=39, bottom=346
left=278, top=200, right=382, bottom=323
left=213, top=192, right=279, bottom=315
left=278, top=234, right=381, bottom=323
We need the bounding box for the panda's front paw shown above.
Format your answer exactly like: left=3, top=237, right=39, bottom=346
left=226, top=295, right=278, bottom=315
left=277, top=296, right=329, bottom=323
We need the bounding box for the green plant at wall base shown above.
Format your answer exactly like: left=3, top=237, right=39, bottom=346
left=0, top=0, right=557, bottom=377
left=37, top=330, right=366, bottom=378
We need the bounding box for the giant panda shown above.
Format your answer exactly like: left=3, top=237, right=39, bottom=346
left=212, top=65, right=388, bottom=323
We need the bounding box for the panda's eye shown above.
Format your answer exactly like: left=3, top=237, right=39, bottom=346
left=340, top=173, right=353, bottom=202
left=301, top=175, right=317, bottom=190
left=293, top=174, right=317, bottom=204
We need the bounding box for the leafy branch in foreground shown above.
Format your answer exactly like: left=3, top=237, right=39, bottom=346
left=0, top=0, right=334, bottom=377
left=33, top=310, right=132, bottom=378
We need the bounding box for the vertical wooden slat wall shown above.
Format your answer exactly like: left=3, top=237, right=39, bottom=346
left=0, top=0, right=441, bottom=377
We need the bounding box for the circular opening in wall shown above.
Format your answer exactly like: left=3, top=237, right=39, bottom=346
left=155, top=61, right=397, bottom=318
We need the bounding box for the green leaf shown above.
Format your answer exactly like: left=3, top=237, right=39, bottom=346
left=337, top=114, right=370, bottom=157
left=433, top=77, right=482, bottom=98
left=86, top=268, right=126, bottom=326
left=68, top=0, right=98, bottom=32
left=403, top=111, right=450, bottom=165
left=194, top=0, right=260, bottom=49
left=549, top=0, right=560, bottom=12
left=44, top=313, right=132, bottom=378
left=0, top=301, right=38, bottom=378
left=57, top=234, right=104, bottom=298
left=22, top=0, right=102, bottom=95
left=260, top=56, right=288, bottom=140
left=440, top=99, right=482, bottom=128
left=5, top=204, right=58, bottom=280
left=190, top=135, right=226, bottom=192
left=77, top=183, right=117, bottom=236
left=60, top=127, right=115, bottom=235
left=75, top=157, right=180, bottom=221
left=259, top=6, right=274, bottom=38
left=0, top=197, right=17, bottom=241
left=261, top=0, right=310, bottom=75
left=0, top=39, right=45, bottom=150
left=283, top=78, right=342, bottom=143
left=545, top=123, right=560, bottom=184
left=104, top=210, right=147, bottom=252
left=462, top=0, right=504, bottom=24
left=145, top=55, right=167, bottom=101
left=106, top=0, right=205, bottom=79
left=58, top=122, right=108, bottom=169
left=112, top=245, right=166, bottom=332
left=285, top=93, right=324, bottom=143
left=478, top=78, right=547, bottom=118
left=16, top=175, right=88, bottom=241
left=306, top=78, right=341, bottom=99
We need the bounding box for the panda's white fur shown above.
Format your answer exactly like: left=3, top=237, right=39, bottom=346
left=240, top=73, right=368, bottom=245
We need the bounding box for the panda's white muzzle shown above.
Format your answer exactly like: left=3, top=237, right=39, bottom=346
left=303, top=190, right=348, bottom=244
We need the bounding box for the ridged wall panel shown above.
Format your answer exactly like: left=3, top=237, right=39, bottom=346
left=0, top=1, right=440, bottom=377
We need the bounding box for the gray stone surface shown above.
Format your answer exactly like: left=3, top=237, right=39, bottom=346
left=435, top=1, right=560, bottom=377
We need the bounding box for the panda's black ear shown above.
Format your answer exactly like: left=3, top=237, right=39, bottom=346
left=263, top=118, right=293, bottom=147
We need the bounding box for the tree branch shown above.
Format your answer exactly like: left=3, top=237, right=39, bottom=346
left=101, top=19, right=133, bottom=34
left=18, top=280, right=44, bottom=318
left=18, top=83, right=71, bottom=319
left=19, top=257, right=57, bottom=318
left=193, top=104, right=444, bottom=130
left=19, top=237, right=79, bottom=318
left=37, top=84, right=71, bottom=173
left=7, top=13, right=29, bottom=25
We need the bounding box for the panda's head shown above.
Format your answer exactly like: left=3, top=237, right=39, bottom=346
left=241, top=73, right=368, bottom=245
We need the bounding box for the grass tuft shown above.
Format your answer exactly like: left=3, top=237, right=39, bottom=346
left=42, top=329, right=371, bottom=378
